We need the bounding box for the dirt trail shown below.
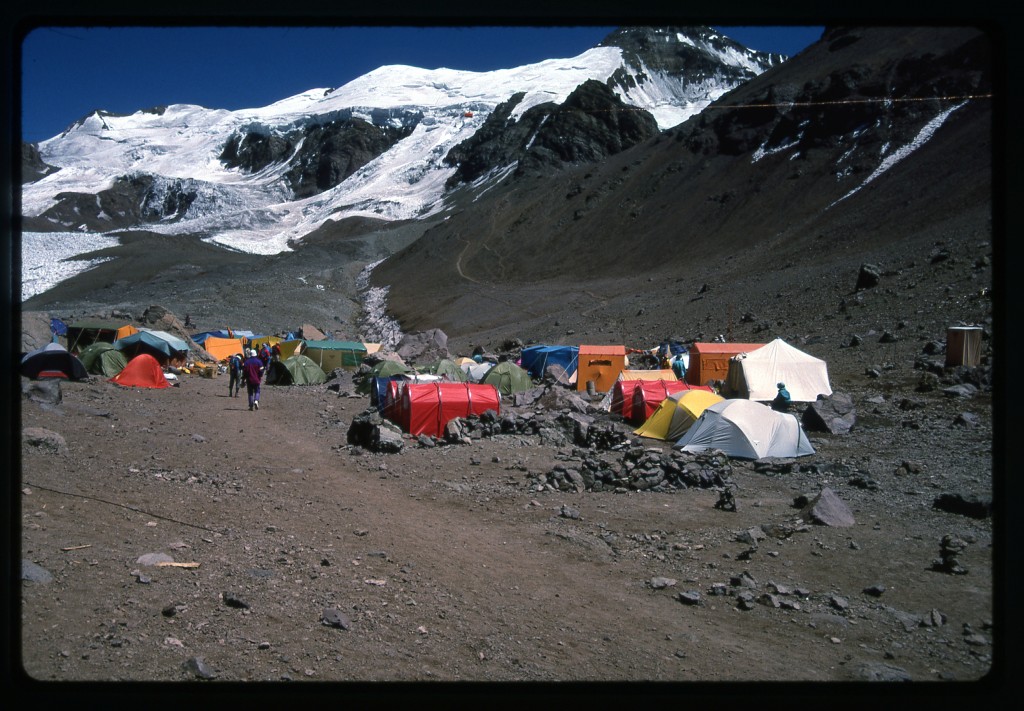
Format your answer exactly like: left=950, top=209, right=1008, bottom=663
left=18, top=369, right=995, bottom=687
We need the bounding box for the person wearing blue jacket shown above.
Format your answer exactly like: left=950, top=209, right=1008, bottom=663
left=772, top=382, right=792, bottom=412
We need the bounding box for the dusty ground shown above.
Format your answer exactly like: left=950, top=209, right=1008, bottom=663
left=17, top=342, right=996, bottom=696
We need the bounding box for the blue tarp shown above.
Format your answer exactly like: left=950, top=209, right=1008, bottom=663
left=519, top=345, right=579, bottom=379
left=191, top=330, right=229, bottom=346
left=114, top=330, right=188, bottom=358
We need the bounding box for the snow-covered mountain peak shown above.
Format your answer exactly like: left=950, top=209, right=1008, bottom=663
left=22, top=28, right=780, bottom=256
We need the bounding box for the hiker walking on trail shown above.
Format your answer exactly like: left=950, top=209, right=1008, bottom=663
left=228, top=352, right=243, bottom=397
left=242, top=348, right=265, bottom=411
left=271, top=342, right=282, bottom=363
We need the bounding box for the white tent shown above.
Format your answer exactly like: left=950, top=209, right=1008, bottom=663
left=674, top=399, right=815, bottom=459
left=460, top=362, right=494, bottom=382
left=725, top=338, right=832, bottom=402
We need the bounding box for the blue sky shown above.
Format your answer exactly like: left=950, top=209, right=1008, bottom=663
left=20, top=25, right=825, bottom=144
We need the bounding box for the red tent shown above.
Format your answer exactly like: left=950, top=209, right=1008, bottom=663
left=395, top=382, right=500, bottom=437
left=609, top=379, right=647, bottom=419
left=109, top=354, right=170, bottom=389
left=631, top=380, right=713, bottom=423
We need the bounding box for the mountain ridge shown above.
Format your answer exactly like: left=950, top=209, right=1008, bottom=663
left=21, top=26, right=782, bottom=254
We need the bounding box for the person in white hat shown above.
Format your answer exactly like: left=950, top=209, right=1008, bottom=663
left=242, top=347, right=265, bottom=410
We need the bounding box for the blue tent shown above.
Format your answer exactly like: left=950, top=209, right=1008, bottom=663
left=519, top=345, right=579, bottom=380
left=113, top=329, right=188, bottom=363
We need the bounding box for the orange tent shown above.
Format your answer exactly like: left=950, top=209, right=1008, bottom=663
left=203, top=336, right=245, bottom=362
left=576, top=345, right=627, bottom=392
left=109, top=354, right=170, bottom=389
left=685, top=343, right=765, bottom=387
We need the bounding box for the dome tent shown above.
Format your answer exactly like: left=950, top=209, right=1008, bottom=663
left=78, top=341, right=128, bottom=377
left=634, top=389, right=725, bottom=441
left=425, top=358, right=468, bottom=382
left=20, top=342, right=88, bottom=380
left=674, top=399, right=814, bottom=459
left=266, top=355, right=328, bottom=385
left=481, top=361, right=533, bottom=396
left=109, top=354, right=169, bottom=389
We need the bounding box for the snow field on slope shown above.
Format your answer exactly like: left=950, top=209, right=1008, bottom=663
left=20, top=232, right=121, bottom=301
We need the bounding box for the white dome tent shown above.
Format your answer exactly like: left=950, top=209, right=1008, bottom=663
left=674, top=399, right=815, bottom=459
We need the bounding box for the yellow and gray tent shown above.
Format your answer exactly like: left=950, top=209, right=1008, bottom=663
left=633, top=389, right=724, bottom=441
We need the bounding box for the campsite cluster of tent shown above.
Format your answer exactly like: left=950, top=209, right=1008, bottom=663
left=24, top=318, right=384, bottom=390
left=24, top=317, right=838, bottom=460
left=354, top=338, right=833, bottom=459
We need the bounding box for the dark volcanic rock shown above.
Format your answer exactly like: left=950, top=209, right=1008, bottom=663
left=802, top=392, right=856, bottom=434
left=856, top=263, right=882, bottom=290
left=933, top=492, right=992, bottom=519
left=800, top=487, right=855, bottom=527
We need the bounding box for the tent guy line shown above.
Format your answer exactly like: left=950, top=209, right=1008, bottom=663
left=21, top=481, right=228, bottom=535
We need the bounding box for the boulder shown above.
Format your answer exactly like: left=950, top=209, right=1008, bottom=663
left=21, top=311, right=55, bottom=353
left=802, top=392, right=856, bottom=434
left=23, top=427, right=67, bottom=454
left=22, top=379, right=62, bottom=405
left=346, top=409, right=405, bottom=453
left=396, top=329, right=449, bottom=364
left=856, top=263, right=882, bottom=290
left=933, top=492, right=992, bottom=519
left=800, top=487, right=855, bottom=527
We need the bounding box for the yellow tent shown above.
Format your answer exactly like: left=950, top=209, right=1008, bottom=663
left=634, top=389, right=724, bottom=441
left=618, top=369, right=677, bottom=381
left=203, top=336, right=245, bottom=362
left=249, top=336, right=282, bottom=350
left=276, top=339, right=303, bottom=360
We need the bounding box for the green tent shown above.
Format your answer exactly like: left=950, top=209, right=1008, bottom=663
left=78, top=341, right=128, bottom=377
left=303, top=340, right=367, bottom=372
left=357, top=359, right=413, bottom=394
left=426, top=358, right=468, bottom=382
left=373, top=359, right=413, bottom=378
left=481, top=361, right=533, bottom=396
left=266, top=354, right=328, bottom=385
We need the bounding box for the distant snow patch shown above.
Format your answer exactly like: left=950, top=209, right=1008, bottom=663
left=829, top=101, right=967, bottom=208
left=21, top=232, right=120, bottom=301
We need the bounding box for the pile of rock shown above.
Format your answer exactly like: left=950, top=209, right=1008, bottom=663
left=530, top=445, right=734, bottom=493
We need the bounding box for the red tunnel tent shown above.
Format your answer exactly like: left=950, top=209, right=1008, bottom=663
left=395, top=382, right=501, bottom=437
left=631, top=380, right=713, bottom=423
